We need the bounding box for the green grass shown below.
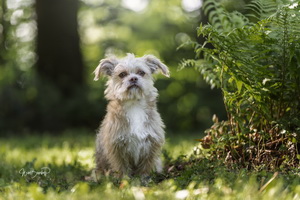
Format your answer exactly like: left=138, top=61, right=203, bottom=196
left=0, top=131, right=299, bottom=199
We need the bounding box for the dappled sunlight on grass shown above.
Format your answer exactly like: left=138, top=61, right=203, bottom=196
left=0, top=134, right=95, bottom=169
left=4, top=145, right=78, bottom=167
left=77, top=148, right=94, bottom=169
left=0, top=132, right=199, bottom=169
left=165, top=133, right=200, bottom=159
left=1, top=131, right=300, bottom=199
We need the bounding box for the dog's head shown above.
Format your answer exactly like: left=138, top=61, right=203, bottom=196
left=94, top=53, right=169, bottom=101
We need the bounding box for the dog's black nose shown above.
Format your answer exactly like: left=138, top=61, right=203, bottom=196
left=130, top=77, right=138, bottom=83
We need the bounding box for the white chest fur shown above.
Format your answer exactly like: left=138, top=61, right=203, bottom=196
left=123, top=100, right=150, bottom=165
left=125, top=101, right=148, bottom=136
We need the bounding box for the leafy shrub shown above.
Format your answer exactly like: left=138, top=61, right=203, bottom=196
left=187, top=0, right=300, bottom=169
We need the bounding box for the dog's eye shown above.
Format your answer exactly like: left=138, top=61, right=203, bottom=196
left=119, top=72, right=128, bottom=78
left=137, top=70, right=145, bottom=77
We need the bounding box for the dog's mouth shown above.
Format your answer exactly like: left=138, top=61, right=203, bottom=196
left=124, top=83, right=144, bottom=99
left=128, top=84, right=140, bottom=90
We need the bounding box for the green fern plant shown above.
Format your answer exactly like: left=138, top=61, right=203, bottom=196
left=244, top=0, right=278, bottom=20
left=189, top=0, right=300, bottom=169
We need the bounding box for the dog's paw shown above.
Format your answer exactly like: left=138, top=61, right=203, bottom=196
left=84, top=169, right=100, bottom=182
left=141, top=175, right=152, bottom=186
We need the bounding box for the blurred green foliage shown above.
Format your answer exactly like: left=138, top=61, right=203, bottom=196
left=0, top=0, right=227, bottom=133
left=186, top=0, right=300, bottom=169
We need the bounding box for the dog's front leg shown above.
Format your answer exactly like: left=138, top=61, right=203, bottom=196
left=107, top=143, right=131, bottom=177
left=135, top=139, right=163, bottom=176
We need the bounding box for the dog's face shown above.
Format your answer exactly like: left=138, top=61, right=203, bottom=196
left=94, top=54, right=169, bottom=101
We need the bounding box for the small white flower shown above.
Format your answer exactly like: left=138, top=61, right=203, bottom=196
left=262, top=78, right=271, bottom=85
left=265, top=30, right=271, bottom=35
left=193, top=187, right=209, bottom=195
left=280, top=129, right=287, bottom=134
left=175, top=190, right=189, bottom=199
left=289, top=3, right=298, bottom=9
left=132, top=187, right=145, bottom=200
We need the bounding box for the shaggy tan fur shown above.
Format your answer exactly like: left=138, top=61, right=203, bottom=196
left=93, top=54, right=169, bottom=177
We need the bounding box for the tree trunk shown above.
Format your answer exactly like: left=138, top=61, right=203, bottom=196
left=0, top=0, right=8, bottom=64
left=35, top=0, right=86, bottom=131
left=36, top=0, right=84, bottom=95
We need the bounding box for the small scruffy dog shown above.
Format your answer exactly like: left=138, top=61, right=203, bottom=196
left=93, top=53, right=169, bottom=177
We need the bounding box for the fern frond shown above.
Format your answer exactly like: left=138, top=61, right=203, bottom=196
left=245, top=0, right=278, bottom=20
left=203, top=0, right=250, bottom=33
left=194, top=0, right=300, bottom=134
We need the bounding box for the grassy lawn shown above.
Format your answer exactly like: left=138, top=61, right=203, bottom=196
left=0, top=130, right=299, bottom=199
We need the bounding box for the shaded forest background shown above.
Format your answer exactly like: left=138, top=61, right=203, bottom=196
left=0, top=0, right=231, bottom=134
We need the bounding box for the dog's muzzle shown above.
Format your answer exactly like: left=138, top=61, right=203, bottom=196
left=128, top=76, right=140, bottom=89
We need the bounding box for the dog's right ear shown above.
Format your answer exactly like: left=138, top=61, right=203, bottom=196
left=93, top=58, right=118, bottom=80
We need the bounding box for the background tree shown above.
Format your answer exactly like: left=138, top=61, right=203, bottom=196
left=32, top=0, right=86, bottom=130
left=36, top=0, right=84, bottom=95
left=0, top=0, right=8, bottom=64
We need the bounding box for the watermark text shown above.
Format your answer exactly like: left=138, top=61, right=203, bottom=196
left=19, top=167, right=51, bottom=178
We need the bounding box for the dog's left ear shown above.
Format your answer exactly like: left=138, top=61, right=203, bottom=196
left=93, top=57, right=119, bottom=81
left=143, top=55, right=170, bottom=77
